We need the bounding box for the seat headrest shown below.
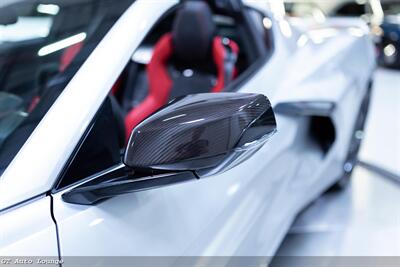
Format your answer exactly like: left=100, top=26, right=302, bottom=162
left=172, top=1, right=216, bottom=63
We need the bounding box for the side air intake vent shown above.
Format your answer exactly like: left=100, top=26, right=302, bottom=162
left=309, top=116, right=336, bottom=154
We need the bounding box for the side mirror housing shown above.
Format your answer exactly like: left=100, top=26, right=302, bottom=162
left=124, top=93, right=276, bottom=177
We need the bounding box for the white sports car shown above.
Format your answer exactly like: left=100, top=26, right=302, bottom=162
left=0, top=0, right=375, bottom=264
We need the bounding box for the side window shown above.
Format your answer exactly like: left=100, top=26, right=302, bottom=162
left=55, top=96, right=125, bottom=190
left=0, top=0, right=133, bottom=174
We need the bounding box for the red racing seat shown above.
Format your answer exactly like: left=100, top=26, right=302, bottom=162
left=125, top=1, right=239, bottom=138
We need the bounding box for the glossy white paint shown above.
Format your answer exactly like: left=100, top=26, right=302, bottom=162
left=0, top=197, right=58, bottom=256
left=0, top=0, right=179, bottom=211
left=0, top=0, right=375, bottom=259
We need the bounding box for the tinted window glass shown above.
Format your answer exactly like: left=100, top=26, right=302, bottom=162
left=0, top=0, right=134, bottom=174
left=56, top=96, right=125, bottom=189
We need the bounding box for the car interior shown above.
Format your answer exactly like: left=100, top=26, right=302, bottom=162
left=0, top=0, right=133, bottom=173
left=0, top=0, right=273, bottom=188
left=118, top=0, right=271, bottom=138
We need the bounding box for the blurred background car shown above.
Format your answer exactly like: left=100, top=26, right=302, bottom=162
left=330, top=0, right=400, bottom=68
left=281, top=0, right=400, bottom=68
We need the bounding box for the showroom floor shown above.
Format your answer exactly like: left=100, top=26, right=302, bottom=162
left=275, top=67, right=400, bottom=256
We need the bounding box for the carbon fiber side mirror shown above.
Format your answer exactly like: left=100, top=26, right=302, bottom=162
left=63, top=93, right=277, bottom=205
left=124, top=93, right=277, bottom=177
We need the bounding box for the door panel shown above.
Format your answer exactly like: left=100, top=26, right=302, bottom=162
left=53, top=136, right=297, bottom=257
left=0, top=196, right=58, bottom=256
